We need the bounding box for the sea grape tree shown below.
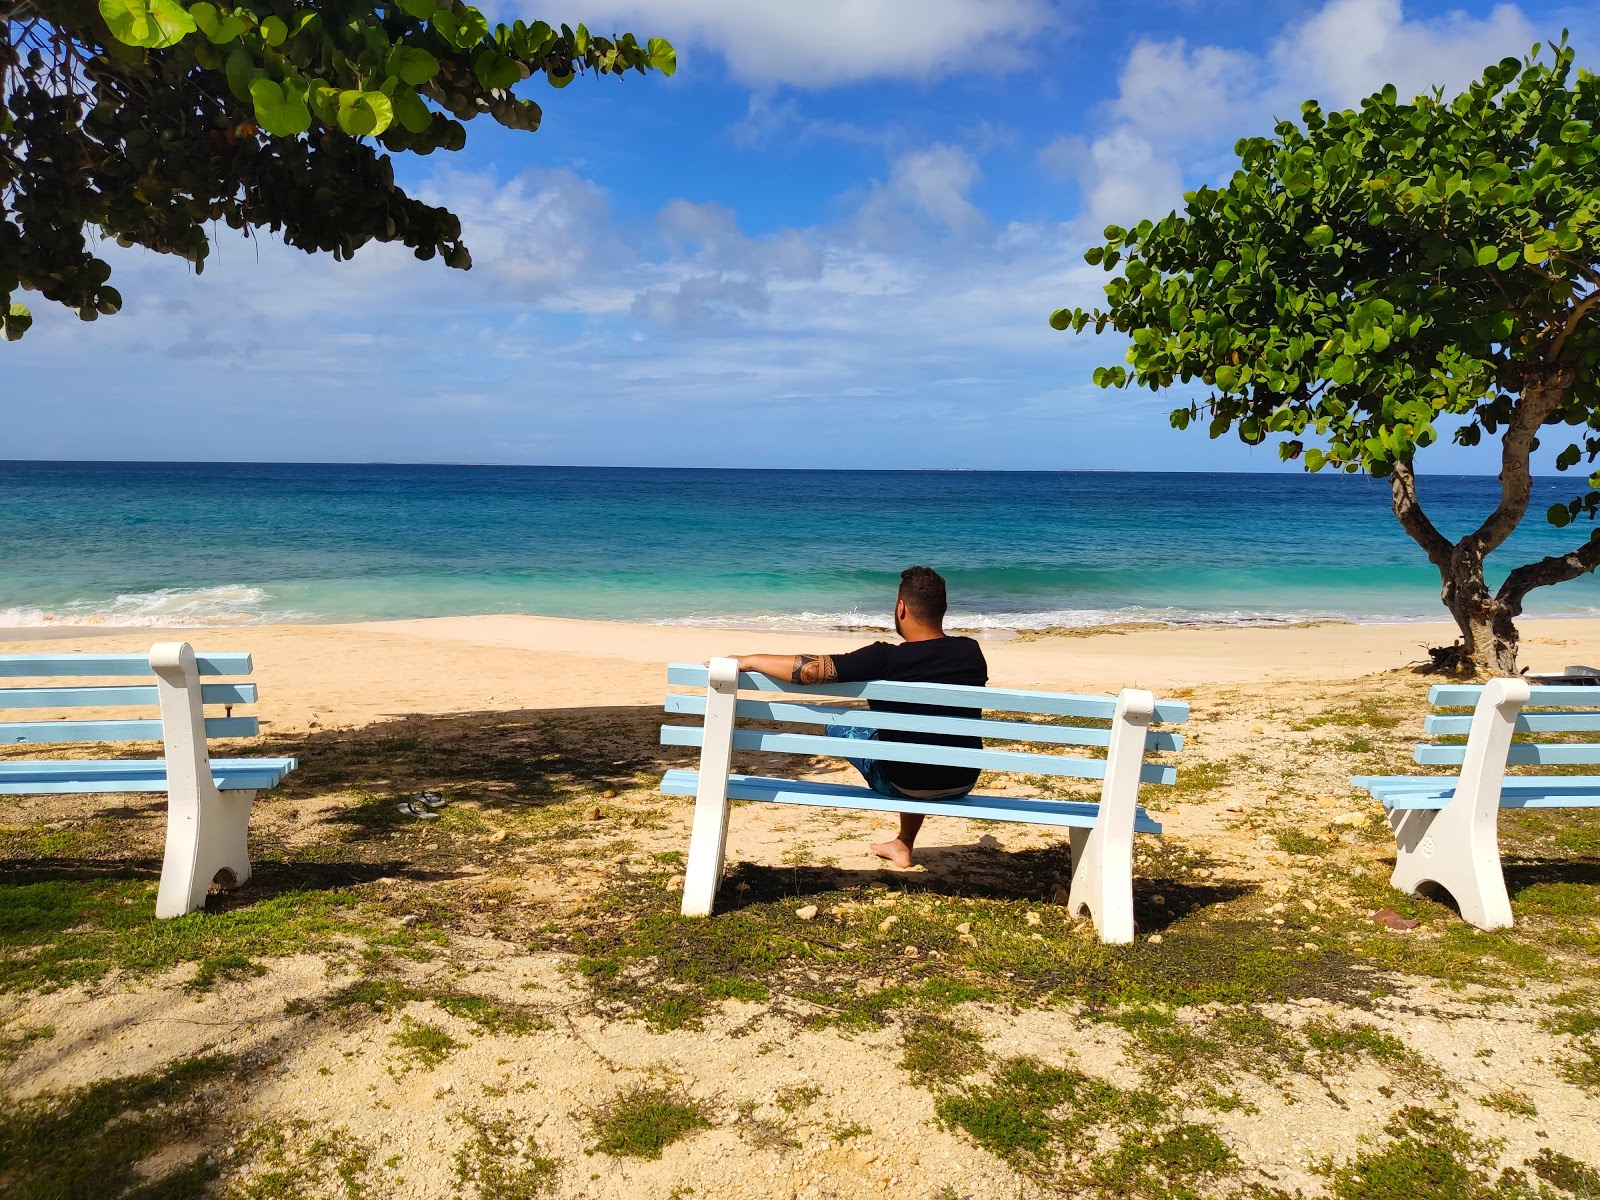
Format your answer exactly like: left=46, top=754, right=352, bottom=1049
left=0, top=0, right=674, bottom=338
left=1055, top=39, right=1600, bottom=675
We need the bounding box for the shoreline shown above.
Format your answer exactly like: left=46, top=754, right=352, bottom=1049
left=8, top=612, right=1600, bottom=733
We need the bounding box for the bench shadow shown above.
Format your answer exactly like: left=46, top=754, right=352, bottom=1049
left=716, top=844, right=1252, bottom=933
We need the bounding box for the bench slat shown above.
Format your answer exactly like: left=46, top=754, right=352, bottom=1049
left=1429, top=684, right=1600, bottom=707
left=0, top=717, right=259, bottom=746
left=660, top=769, right=1164, bottom=833
left=1423, top=710, right=1600, bottom=735
left=0, top=757, right=296, bottom=794
left=0, top=653, right=253, bottom=678
left=662, top=692, right=1183, bottom=752
left=661, top=724, right=1176, bottom=785
left=1415, top=743, right=1600, bottom=766
left=0, top=683, right=258, bottom=710
left=666, top=663, right=1189, bottom=723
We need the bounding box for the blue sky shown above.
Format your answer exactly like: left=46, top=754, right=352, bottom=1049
left=6, top=0, right=1599, bottom=470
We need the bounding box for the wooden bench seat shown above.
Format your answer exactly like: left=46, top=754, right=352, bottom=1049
left=0, top=643, right=296, bottom=917
left=1352, top=679, right=1600, bottom=930
left=660, top=659, right=1188, bottom=944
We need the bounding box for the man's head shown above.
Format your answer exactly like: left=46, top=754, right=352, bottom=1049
left=895, top=566, right=948, bottom=639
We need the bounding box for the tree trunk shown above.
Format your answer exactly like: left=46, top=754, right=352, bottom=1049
left=1440, top=551, right=1521, bottom=676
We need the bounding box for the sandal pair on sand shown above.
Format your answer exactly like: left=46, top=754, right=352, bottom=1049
left=396, top=791, right=448, bottom=819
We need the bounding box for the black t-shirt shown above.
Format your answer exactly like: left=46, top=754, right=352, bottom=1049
left=830, top=636, right=989, bottom=793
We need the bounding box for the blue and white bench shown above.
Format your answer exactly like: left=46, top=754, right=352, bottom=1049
left=1352, top=678, right=1600, bottom=930
left=659, top=659, right=1189, bottom=944
left=0, top=643, right=296, bottom=918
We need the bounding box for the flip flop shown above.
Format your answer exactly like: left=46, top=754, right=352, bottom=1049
left=416, top=791, right=448, bottom=810
left=396, top=801, right=440, bottom=820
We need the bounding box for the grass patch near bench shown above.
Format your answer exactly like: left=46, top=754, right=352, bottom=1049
left=588, top=1085, right=711, bottom=1160
left=0, top=871, right=442, bottom=994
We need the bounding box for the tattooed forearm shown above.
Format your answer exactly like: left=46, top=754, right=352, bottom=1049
left=793, top=654, right=838, bottom=684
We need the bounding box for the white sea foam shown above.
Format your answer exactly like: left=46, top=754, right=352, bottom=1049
left=0, top=585, right=309, bottom=629
left=646, top=605, right=1378, bottom=634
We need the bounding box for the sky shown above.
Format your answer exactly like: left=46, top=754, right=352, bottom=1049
left=5, top=0, right=1600, bottom=470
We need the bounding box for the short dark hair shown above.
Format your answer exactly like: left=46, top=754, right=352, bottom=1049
left=898, top=566, right=948, bottom=624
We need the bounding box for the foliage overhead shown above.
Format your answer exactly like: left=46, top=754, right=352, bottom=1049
left=1054, top=38, right=1600, bottom=523
left=0, top=0, right=675, bottom=338
left=1054, top=37, right=1600, bottom=672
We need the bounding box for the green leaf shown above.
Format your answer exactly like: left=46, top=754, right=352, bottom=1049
left=1561, top=119, right=1591, bottom=143
left=1549, top=503, right=1574, bottom=528
left=258, top=15, right=287, bottom=46
left=392, top=86, right=433, bottom=134
left=1048, top=309, right=1073, bottom=331
left=99, top=0, right=196, bottom=49
left=548, top=69, right=574, bottom=89
left=390, top=47, right=440, bottom=86
left=1304, top=224, right=1334, bottom=248
left=1524, top=242, right=1550, bottom=264
left=225, top=45, right=262, bottom=101
left=396, top=0, right=435, bottom=15
left=474, top=49, right=521, bottom=91
left=574, top=22, right=589, bottom=55
left=250, top=78, right=311, bottom=136
left=647, top=36, right=676, bottom=76
left=336, top=90, right=393, bottom=136
left=3, top=301, right=32, bottom=341
left=1474, top=244, right=1498, bottom=267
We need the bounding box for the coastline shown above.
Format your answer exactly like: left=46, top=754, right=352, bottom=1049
left=8, top=612, right=1600, bottom=733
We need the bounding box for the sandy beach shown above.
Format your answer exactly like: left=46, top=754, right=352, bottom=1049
left=2, top=615, right=1599, bottom=1199
left=8, top=612, right=1600, bottom=732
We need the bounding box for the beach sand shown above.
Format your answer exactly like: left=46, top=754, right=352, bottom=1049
left=7, top=612, right=1600, bottom=732
left=2, top=615, right=1599, bottom=1199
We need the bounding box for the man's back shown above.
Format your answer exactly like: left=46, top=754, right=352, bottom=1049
left=830, top=636, right=989, bottom=793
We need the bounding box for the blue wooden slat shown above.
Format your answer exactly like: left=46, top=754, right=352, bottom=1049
left=1372, top=787, right=1600, bottom=811
left=665, top=663, right=1190, bottom=724
left=0, top=653, right=253, bottom=678
left=0, top=716, right=259, bottom=746
left=1415, top=743, right=1600, bottom=766
left=659, top=769, right=1164, bottom=833
left=662, top=692, right=1183, bottom=752
left=0, top=683, right=257, bottom=710
left=660, top=724, right=1177, bottom=785
left=0, top=756, right=296, bottom=795
left=1423, top=711, right=1600, bottom=735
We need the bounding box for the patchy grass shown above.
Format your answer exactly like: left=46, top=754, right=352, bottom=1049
left=452, top=1111, right=558, bottom=1199
left=389, top=1018, right=464, bottom=1070
left=588, top=1085, right=711, bottom=1160
left=0, top=874, right=442, bottom=994
left=286, top=975, right=550, bottom=1035
left=0, top=1054, right=233, bottom=1200
left=226, top=1120, right=379, bottom=1200
left=1479, top=1090, right=1538, bottom=1117
left=1528, top=1149, right=1600, bottom=1198
left=900, top=1015, right=986, bottom=1085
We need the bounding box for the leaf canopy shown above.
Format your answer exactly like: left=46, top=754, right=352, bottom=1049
left=1055, top=39, right=1600, bottom=526
left=0, top=2, right=675, bottom=337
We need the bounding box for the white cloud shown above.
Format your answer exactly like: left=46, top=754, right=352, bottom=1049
left=1270, top=0, right=1537, bottom=109
left=547, top=0, right=1055, bottom=87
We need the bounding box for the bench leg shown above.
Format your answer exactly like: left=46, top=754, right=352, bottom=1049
left=156, top=787, right=256, bottom=919
left=1065, top=688, right=1154, bottom=945
left=1389, top=802, right=1513, bottom=932
left=681, top=657, right=740, bottom=918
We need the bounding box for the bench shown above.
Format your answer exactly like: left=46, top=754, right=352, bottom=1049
left=1352, top=678, right=1600, bottom=930
left=659, top=659, right=1189, bottom=944
left=0, top=642, right=296, bottom=918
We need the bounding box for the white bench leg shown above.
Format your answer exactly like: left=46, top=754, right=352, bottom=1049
left=681, top=658, right=740, bottom=918
left=1067, top=689, right=1155, bottom=945
left=151, top=641, right=253, bottom=919
left=157, top=788, right=256, bottom=919
left=1388, top=677, right=1529, bottom=931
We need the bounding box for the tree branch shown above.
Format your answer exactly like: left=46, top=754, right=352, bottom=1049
left=1496, top=530, right=1600, bottom=614
left=1390, top=458, right=1453, bottom=570
left=1549, top=290, right=1600, bottom=363
left=1467, top=372, right=1572, bottom=555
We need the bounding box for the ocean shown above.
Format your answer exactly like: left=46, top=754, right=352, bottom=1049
left=2, top=461, right=1598, bottom=631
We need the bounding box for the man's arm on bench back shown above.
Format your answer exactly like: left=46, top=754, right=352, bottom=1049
left=723, top=654, right=839, bottom=685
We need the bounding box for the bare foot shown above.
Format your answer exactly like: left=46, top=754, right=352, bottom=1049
left=870, top=838, right=914, bottom=868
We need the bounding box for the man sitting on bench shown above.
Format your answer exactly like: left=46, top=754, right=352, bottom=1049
left=726, top=566, right=989, bottom=868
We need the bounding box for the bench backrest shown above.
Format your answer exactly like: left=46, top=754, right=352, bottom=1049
left=0, top=648, right=259, bottom=749
left=662, top=662, right=1187, bottom=789
left=1419, top=681, right=1600, bottom=770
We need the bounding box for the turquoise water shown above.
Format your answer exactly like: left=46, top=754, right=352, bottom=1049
left=2, top=462, right=1598, bottom=630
